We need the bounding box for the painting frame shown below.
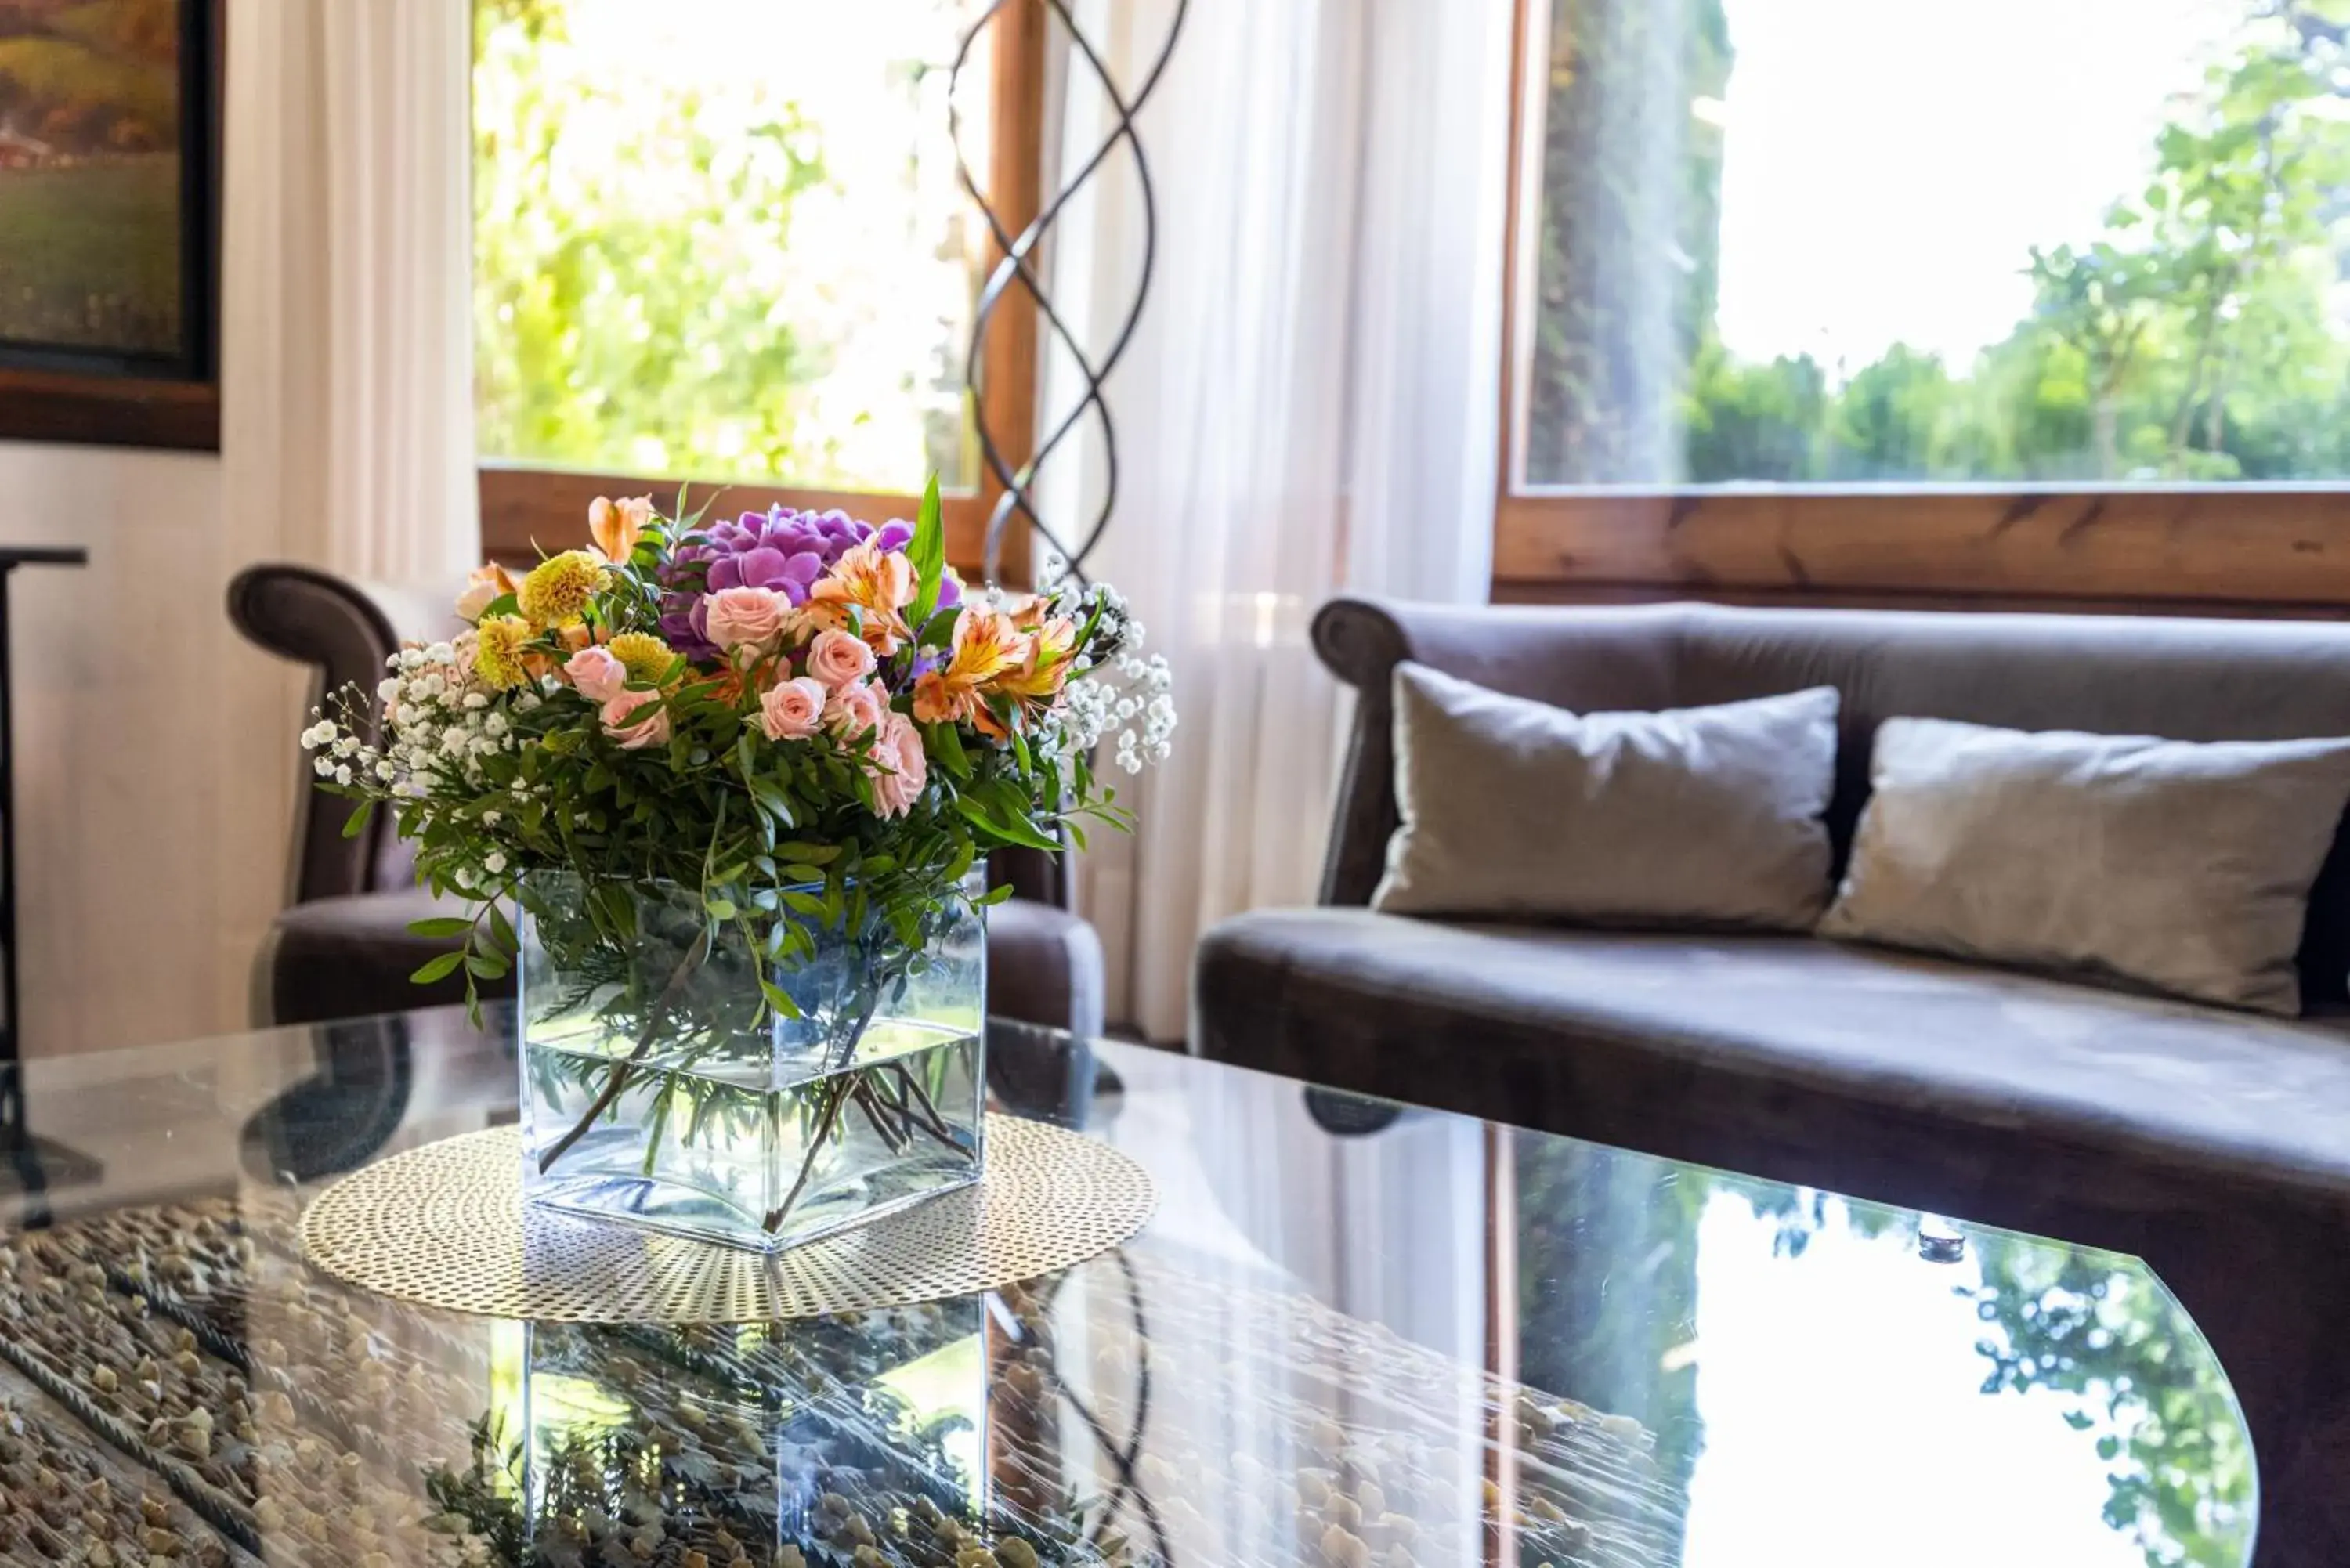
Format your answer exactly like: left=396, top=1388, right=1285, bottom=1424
left=0, top=0, right=219, bottom=451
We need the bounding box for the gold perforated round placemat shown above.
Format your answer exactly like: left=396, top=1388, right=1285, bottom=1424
left=297, top=1114, right=1155, bottom=1323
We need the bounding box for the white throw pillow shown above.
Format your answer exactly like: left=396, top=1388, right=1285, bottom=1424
left=1820, top=717, right=2350, bottom=1016
left=1373, top=663, right=1842, bottom=932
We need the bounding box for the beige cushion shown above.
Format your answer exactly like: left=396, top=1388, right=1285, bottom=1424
left=1820, top=717, right=2350, bottom=1016
left=1373, top=663, right=1840, bottom=930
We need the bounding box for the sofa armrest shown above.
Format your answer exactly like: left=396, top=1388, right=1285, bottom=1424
left=987, top=897, right=1105, bottom=1041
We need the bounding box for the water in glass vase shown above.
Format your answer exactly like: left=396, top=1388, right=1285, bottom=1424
left=518, top=871, right=986, bottom=1252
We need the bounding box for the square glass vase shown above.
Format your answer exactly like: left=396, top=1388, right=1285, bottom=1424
left=517, top=869, right=985, bottom=1252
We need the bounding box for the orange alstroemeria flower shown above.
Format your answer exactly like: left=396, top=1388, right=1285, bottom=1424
left=988, top=616, right=1078, bottom=725
left=806, top=540, right=916, bottom=656
left=913, top=605, right=1030, bottom=729
left=517, top=620, right=597, bottom=683
left=588, top=495, right=656, bottom=565
left=454, top=562, right=519, bottom=622
left=994, top=591, right=1050, bottom=632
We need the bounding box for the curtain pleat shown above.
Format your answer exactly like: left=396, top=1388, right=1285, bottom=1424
left=225, top=0, right=479, bottom=583
left=214, top=0, right=480, bottom=1030
left=1043, top=0, right=1517, bottom=1043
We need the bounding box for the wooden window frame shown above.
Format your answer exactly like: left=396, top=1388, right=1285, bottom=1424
left=477, top=2, right=1047, bottom=585
left=1491, top=0, right=2350, bottom=617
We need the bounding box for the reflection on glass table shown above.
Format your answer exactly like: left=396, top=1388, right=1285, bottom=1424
left=1513, top=1140, right=2253, bottom=1568
left=0, top=1008, right=2251, bottom=1568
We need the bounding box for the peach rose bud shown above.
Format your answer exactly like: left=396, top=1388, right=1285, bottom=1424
left=806, top=627, right=877, bottom=689
left=565, top=645, right=627, bottom=705
left=868, top=710, right=929, bottom=818
left=760, top=676, right=829, bottom=742
left=601, top=686, right=671, bottom=750
left=825, top=678, right=888, bottom=739
left=704, top=587, right=793, bottom=652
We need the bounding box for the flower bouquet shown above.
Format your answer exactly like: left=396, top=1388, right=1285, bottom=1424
left=303, top=482, right=1172, bottom=1250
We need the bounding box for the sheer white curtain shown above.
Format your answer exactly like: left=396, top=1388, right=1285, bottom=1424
left=221, top=0, right=479, bottom=579
left=1041, top=0, right=1517, bottom=1041
left=213, top=0, right=480, bottom=1010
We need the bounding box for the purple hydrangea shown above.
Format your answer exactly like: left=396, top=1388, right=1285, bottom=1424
left=660, top=506, right=952, bottom=657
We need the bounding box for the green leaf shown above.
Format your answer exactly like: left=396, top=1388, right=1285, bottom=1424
left=467, top=954, right=511, bottom=980
left=924, top=721, right=969, bottom=779
left=750, top=779, right=795, bottom=829
left=341, top=798, right=376, bottom=840
left=759, top=980, right=804, bottom=1020
left=704, top=897, right=739, bottom=921
left=908, top=473, right=947, bottom=624
left=487, top=900, right=518, bottom=956
left=411, top=952, right=466, bottom=985
left=407, top=916, right=473, bottom=940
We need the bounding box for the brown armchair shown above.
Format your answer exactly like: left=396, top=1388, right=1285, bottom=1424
left=230, top=563, right=1103, bottom=1035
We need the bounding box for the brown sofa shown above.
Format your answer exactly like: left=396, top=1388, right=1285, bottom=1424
left=1193, top=596, right=2350, bottom=1568
left=230, top=563, right=1103, bottom=1036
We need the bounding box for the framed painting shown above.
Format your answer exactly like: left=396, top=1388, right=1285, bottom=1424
left=0, top=0, right=218, bottom=450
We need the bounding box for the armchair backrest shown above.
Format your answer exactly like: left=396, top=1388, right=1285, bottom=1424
left=229, top=563, right=463, bottom=904
left=1314, top=595, right=2350, bottom=1009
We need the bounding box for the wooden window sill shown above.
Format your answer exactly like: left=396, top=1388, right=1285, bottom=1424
left=1492, top=486, right=2350, bottom=616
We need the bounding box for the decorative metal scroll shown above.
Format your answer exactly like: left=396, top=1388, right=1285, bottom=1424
left=951, top=0, right=1190, bottom=586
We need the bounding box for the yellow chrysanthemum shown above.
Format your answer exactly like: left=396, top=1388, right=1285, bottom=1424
left=473, top=616, right=533, bottom=690
left=607, top=631, right=676, bottom=685
left=517, top=550, right=609, bottom=630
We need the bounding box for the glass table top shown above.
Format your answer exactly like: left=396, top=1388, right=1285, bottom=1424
left=0, top=1008, right=2252, bottom=1568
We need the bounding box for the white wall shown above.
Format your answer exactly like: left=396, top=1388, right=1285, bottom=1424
left=1, top=440, right=298, bottom=1057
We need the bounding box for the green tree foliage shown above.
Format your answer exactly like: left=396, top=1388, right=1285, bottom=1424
left=472, top=0, right=833, bottom=483
left=1536, top=0, right=2350, bottom=484
left=1514, top=1158, right=2253, bottom=1568
left=1967, top=1250, right=2255, bottom=1567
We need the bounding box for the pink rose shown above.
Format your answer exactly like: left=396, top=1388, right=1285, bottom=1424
left=868, top=711, right=929, bottom=818
left=601, top=687, right=671, bottom=750
left=760, top=676, right=828, bottom=742
left=806, top=627, right=877, bottom=689
left=825, top=678, right=888, bottom=740
left=565, top=645, right=627, bottom=705
left=704, top=587, right=793, bottom=652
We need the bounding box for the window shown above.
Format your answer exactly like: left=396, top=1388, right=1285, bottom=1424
left=472, top=0, right=1043, bottom=570
left=1499, top=0, right=2350, bottom=608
